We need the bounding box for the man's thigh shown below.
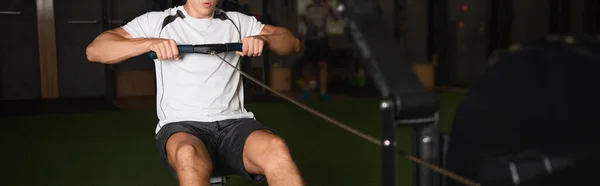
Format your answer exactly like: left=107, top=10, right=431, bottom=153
left=242, top=129, right=287, bottom=172
left=216, top=118, right=277, bottom=183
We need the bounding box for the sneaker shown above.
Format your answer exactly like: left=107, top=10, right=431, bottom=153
left=319, top=92, right=331, bottom=101
left=303, top=89, right=310, bottom=100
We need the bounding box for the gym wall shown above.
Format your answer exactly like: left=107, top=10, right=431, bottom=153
left=510, top=0, right=550, bottom=45
left=0, top=0, right=42, bottom=100
left=0, top=0, right=160, bottom=101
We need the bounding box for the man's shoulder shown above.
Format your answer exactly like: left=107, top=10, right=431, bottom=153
left=223, top=11, right=262, bottom=25
left=224, top=11, right=254, bottom=20
left=131, top=10, right=169, bottom=22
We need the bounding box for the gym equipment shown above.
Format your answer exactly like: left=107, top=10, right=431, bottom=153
left=445, top=35, right=600, bottom=186
left=335, top=1, right=451, bottom=186
left=210, top=176, right=228, bottom=186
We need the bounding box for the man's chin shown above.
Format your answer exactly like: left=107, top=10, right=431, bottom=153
left=202, top=10, right=214, bottom=17
left=202, top=7, right=215, bottom=14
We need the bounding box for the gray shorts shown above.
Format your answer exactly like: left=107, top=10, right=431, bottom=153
left=155, top=118, right=275, bottom=183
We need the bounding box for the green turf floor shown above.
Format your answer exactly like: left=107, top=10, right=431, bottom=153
left=0, top=92, right=465, bottom=186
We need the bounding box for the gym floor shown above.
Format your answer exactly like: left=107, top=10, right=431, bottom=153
left=0, top=92, right=465, bottom=186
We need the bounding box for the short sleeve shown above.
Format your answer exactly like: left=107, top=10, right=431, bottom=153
left=234, top=12, right=265, bottom=38
left=298, top=21, right=306, bottom=34
left=121, top=11, right=166, bottom=38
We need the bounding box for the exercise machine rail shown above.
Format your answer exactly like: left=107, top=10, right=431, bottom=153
left=335, top=1, right=440, bottom=186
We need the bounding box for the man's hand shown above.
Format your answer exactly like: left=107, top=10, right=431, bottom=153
left=237, top=35, right=266, bottom=57
left=148, top=38, right=181, bottom=60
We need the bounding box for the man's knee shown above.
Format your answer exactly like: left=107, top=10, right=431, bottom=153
left=167, top=133, right=212, bottom=174
left=246, top=131, right=289, bottom=157
left=175, top=144, right=210, bottom=167
left=261, top=136, right=295, bottom=169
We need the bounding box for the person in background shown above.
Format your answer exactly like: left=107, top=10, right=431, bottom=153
left=298, top=0, right=338, bottom=101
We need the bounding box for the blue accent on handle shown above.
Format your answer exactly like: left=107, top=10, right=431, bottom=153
left=148, top=52, right=158, bottom=60
left=178, top=45, right=195, bottom=53
left=225, top=43, right=243, bottom=52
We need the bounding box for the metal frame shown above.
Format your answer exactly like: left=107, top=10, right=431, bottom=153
left=335, top=1, right=441, bottom=186
left=261, top=0, right=271, bottom=95
left=101, top=0, right=117, bottom=105
left=210, top=176, right=228, bottom=186
left=381, top=97, right=398, bottom=186
left=381, top=96, right=441, bottom=186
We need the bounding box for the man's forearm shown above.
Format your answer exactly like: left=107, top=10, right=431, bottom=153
left=262, top=27, right=301, bottom=56
left=86, top=31, right=151, bottom=64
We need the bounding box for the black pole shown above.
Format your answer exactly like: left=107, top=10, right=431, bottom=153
left=432, top=0, right=448, bottom=88
left=597, top=0, right=600, bottom=33
left=412, top=114, right=441, bottom=186
left=101, top=0, right=117, bottom=105
left=0, top=50, right=3, bottom=99
left=489, top=0, right=512, bottom=53
left=394, top=0, right=402, bottom=43
left=381, top=97, right=397, bottom=186
left=489, top=0, right=513, bottom=54
left=261, top=0, right=271, bottom=95
left=550, top=0, right=571, bottom=34
left=426, top=0, right=435, bottom=61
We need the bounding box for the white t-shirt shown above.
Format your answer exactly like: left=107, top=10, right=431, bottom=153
left=302, top=4, right=333, bottom=40
left=121, top=6, right=265, bottom=134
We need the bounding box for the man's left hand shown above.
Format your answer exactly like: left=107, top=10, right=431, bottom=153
left=237, top=35, right=266, bottom=57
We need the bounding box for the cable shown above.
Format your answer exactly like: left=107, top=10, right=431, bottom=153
left=212, top=53, right=481, bottom=186
left=154, top=8, right=480, bottom=185
left=156, top=23, right=168, bottom=128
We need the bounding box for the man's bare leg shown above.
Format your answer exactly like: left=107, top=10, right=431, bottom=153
left=243, top=129, right=305, bottom=186
left=319, top=61, right=328, bottom=94
left=302, top=63, right=317, bottom=99
left=166, top=132, right=213, bottom=186
left=303, top=64, right=317, bottom=90
left=318, top=61, right=330, bottom=100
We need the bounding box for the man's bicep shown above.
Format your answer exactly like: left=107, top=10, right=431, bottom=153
left=259, top=24, right=278, bottom=36
left=110, top=27, right=133, bottom=39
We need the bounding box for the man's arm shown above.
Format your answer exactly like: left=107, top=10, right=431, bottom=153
left=258, top=25, right=302, bottom=56
left=86, top=28, right=152, bottom=64
left=86, top=28, right=180, bottom=64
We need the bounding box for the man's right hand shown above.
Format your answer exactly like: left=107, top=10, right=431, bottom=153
left=148, top=38, right=181, bottom=60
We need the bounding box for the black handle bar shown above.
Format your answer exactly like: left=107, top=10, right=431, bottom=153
left=148, top=43, right=266, bottom=59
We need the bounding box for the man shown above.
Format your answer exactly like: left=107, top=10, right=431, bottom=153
left=86, top=0, right=304, bottom=186
left=298, top=0, right=338, bottom=101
